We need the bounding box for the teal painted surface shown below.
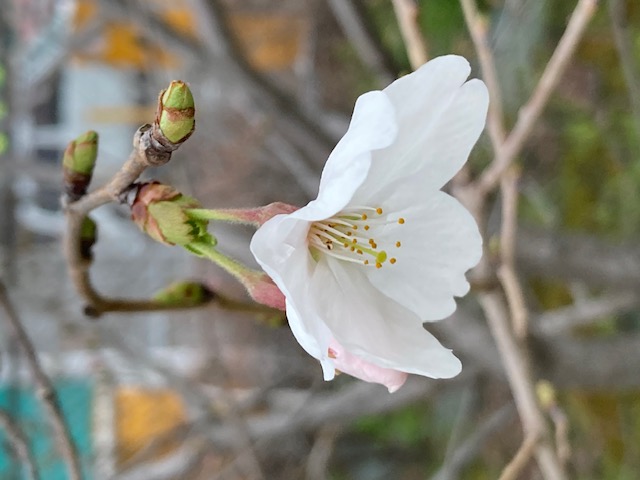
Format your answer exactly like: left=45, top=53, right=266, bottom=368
left=0, top=380, right=93, bottom=479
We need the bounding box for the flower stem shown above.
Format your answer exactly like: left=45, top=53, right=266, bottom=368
left=190, top=242, right=262, bottom=286
left=187, top=208, right=261, bottom=225
left=186, top=202, right=298, bottom=227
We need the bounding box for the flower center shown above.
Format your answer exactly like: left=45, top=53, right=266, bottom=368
left=308, top=206, right=404, bottom=268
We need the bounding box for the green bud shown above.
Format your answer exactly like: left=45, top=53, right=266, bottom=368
left=157, top=81, right=195, bottom=144
left=0, top=133, right=8, bottom=156
left=130, top=182, right=214, bottom=249
left=153, top=281, right=214, bottom=307
left=63, top=131, right=99, bottom=200
left=80, top=216, right=98, bottom=261
left=64, top=131, right=98, bottom=175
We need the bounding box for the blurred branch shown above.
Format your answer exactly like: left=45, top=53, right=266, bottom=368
left=114, top=442, right=209, bottom=480
left=608, top=0, right=640, bottom=141
left=192, top=0, right=339, bottom=162
left=497, top=168, right=529, bottom=339
left=478, top=291, right=566, bottom=480
left=98, top=326, right=264, bottom=480
left=498, top=433, right=538, bottom=480
left=432, top=404, right=516, bottom=480
left=0, top=408, right=40, bottom=480
left=0, top=282, right=82, bottom=480
left=459, top=0, right=506, bottom=147
left=516, top=227, right=640, bottom=290
left=533, top=291, right=639, bottom=336
left=391, top=0, right=429, bottom=69
left=305, top=424, right=341, bottom=480
left=327, top=0, right=396, bottom=86
left=477, top=0, right=598, bottom=195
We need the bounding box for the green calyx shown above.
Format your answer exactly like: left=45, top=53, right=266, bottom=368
left=153, top=281, right=213, bottom=307
left=148, top=195, right=214, bottom=248
left=63, top=131, right=99, bottom=175
left=158, top=81, right=195, bottom=144
left=131, top=182, right=216, bottom=250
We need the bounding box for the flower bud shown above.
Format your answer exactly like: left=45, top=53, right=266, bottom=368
left=130, top=182, right=214, bottom=248
left=80, top=216, right=98, bottom=261
left=156, top=81, right=195, bottom=144
left=153, top=281, right=214, bottom=307
left=63, top=131, right=98, bottom=200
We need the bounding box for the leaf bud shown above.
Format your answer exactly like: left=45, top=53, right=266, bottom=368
left=63, top=131, right=98, bottom=200
left=153, top=281, right=214, bottom=307
left=79, top=216, right=98, bottom=261
left=156, top=81, right=195, bottom=144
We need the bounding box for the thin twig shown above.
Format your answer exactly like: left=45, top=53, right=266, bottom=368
left=0, top=281, right=83, bottom=480
left=0, top=408, right=40, bottom=480
left=479, top=291, right=567, bottom=480
left=432, top=404, right=516, bottom=480
left=498, top=433, right=539, bottom=480
left=533, top=291, right=639, bottom=336
left=305, top=424, right=341, bottom=480
left=459, top=0, right=506, bottom=148
left=327, top=0, right=396, bottom=86
left=478, top=0, right=598, bottom=194
left=608, top=0, right=640, bottom=143
left=497, top=167, right=529, bottom=339
left=63, top=125, right=221, bottom=317
left=391, top=0, right=429, bottom=69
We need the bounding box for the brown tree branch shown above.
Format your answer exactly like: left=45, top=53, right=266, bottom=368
left=459, top=0, right=506, bottom=147
left=391, top=0, right=429, bottom=69
left=0, top=408, right=40, bottom=480
left=498, top=433, right=539, bottom=480
left=477, top=0, right=598, bottom=194
left=533, top=291, right=639, bottom=336
left=0, top=281, right=82, bottom=480
left=608, top=0, right=640, bottom=142
left=478, top=291, right=566, bottom=480
left=327, top=0, right=396, bottom=86
left=497, top=168, right=529, bottom=339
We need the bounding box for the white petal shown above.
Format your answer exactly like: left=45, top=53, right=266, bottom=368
left=250, top=215, right=333, bottom=368
left=329, top=338, right=408, bottom=392
left=354, top=61, right=488, bottom=204
left=312, top=258, right=462, bottom=379
left=366, top=190, right=482, bottom=322
left=297, top=91, right=398, bottom=222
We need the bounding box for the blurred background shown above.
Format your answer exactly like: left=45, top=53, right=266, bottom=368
left=1, top=0, right=640, bottom=478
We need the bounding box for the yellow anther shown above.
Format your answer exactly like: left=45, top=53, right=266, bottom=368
left=395, top=241, right=401, bottom=248
left=364, top=225, right=370, bottom=231
left=390, top=258, right=397, bottom=264
left=376, top=207, right=383, bottom=215
left=368, top=239, right=375, bottom=246
left=350, top=246, right=355, bottom=252
left=398, top=217, right=405, bottom=224
left=361, top=213, right=368, bottom=220
left=352, top=238, right=357, bottom=244
left=347, top=231, right=352, bottom=236
left=364, top=260, right=369, bottom=265
left=353, top=225, right=358, bottom=230
left=356, top=249, right=363, bottom=255
left=375, top=262, right=382, bottom=269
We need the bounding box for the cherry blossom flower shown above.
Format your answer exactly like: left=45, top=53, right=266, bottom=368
left=250, top=55, right=488, bottom=392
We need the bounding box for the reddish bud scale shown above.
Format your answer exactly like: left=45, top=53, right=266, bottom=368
left=130, top=182, right=182, bottom=245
